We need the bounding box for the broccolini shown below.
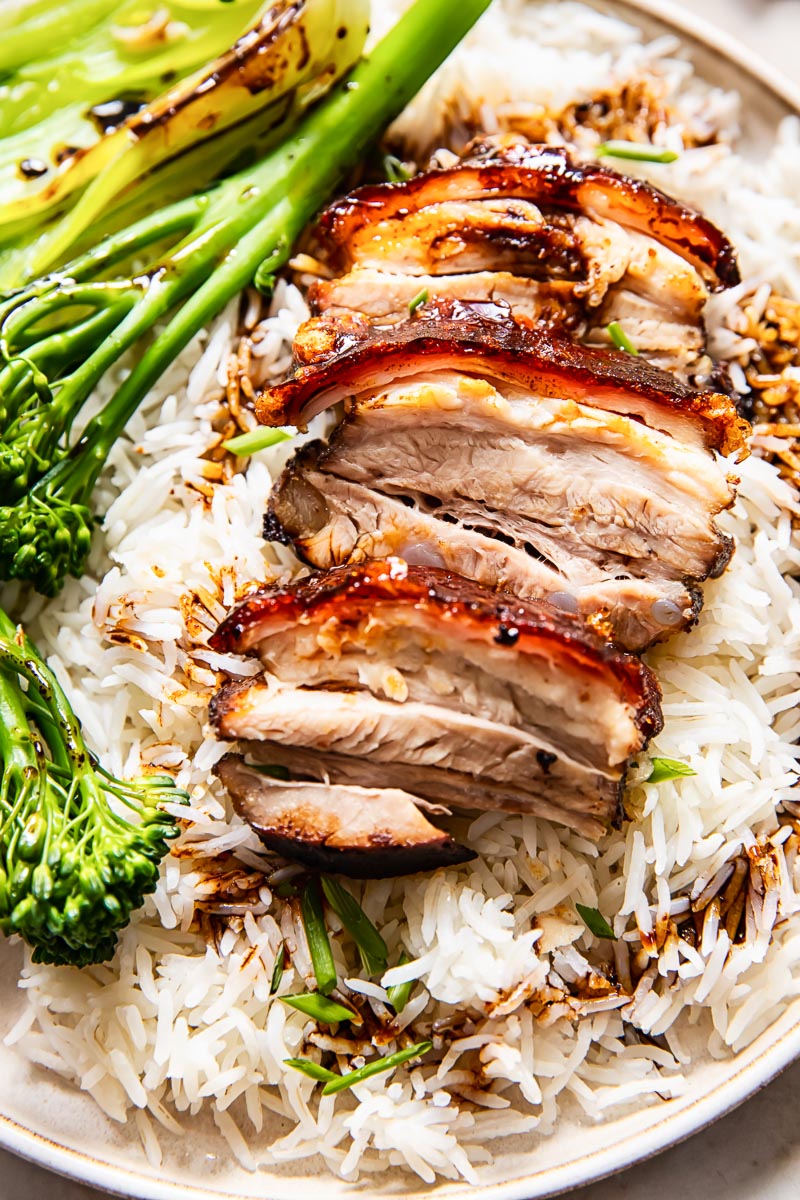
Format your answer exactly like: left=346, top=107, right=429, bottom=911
left=0, top=608, right=185, bottom=966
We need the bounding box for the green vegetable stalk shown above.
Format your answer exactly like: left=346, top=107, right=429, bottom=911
left=0, top=0, right=492, bottom=599
left=0, top=608, right=185, bottom=966
left=0, top=0, right=267, bottom=262
left=2, top=0, right=369, bottom=283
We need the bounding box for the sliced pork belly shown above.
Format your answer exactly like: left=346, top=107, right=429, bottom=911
left=308, top=138, right=738, bottom=369
left=312, top=203, right=708, bottom=349
left=209, top=559, right=662, bottom=842
left=319, top=140, right=739, bottom=290
left=257, top=307, right=747, bottom=457
left=267, top=447, right=702, bottom=650
left=215, top=755, right=474, bottom=878
left=258, top=311, right=745, bottom=649
left=311, top=268, right=584, bottom=331
left=276, top=375, right=734, bottom=579
left=330, top=196, right=587, bottom=278
left=237, top=739, right=619, bottom=834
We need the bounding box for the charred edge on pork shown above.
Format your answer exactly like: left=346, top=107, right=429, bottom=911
left=255, top=306, right=749, bottom=457
left=209, top=557, right=663, bottom=740
left=317, top=141, right=740, bottom=290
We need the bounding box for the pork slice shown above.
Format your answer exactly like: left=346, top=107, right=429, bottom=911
left=309, top=268, right=583, bottom=331
left=266, top=460, right=701, bottom=650
left=210, top=558, right=662, bottom=767
left=312, top=373, right=735, bottom=582
left=211, top=686, right=624, bottom=838
left=215, top=755, right=474, bottom=878
left=332, top=200, right=707, bottom=327
left=257, top=306, right=748, bottom=457
left=318, top=141, right=739, bottom=289
left=240, top=741, right=621, bottom=840
left=340, top=196, right=586, bottom=279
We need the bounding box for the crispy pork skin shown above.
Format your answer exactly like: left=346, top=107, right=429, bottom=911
left=256, top=306, right=748, bottom=457
left=215, top=755, right=474, bottom=878
left=304, top=138, right=739, bottom=374
left=318, top=140, right=739, bottom=290
left=209, top=559, right=662, bottom=840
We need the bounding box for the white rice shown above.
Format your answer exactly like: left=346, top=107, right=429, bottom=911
left=4, top=0, right=800, bottom=1185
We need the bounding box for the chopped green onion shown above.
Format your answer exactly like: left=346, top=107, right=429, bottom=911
left=408, top=287, right=429, bottom=316
left=222, top=428, right=293, bottom=456
left=301, top=877, right=337, bottom=995
left=321, top=876, right=388, bottom=977
left=284, top=1057, right=339, bottom=1084
left=252, top=763, right=291, bottom=781
left=606, top=321, right=639, bottom=356
left=275, top=881, right=298, bottom=899
left=384, top=153, right=413, bottom=183
left=270, top=943, right=286, bottom=995
left=596, top=140, right=679, bottom=164
left=321, top=1040, right=432, bottom=1095
left=576, top=903, right=617, bottom=940
left=280, top=992, right=354, bottom=1024
left=386, top=953, right=416, bottom=1014
left=254, top=271, right=276, bottom=297
left=648, top=757, right=697, bottom=784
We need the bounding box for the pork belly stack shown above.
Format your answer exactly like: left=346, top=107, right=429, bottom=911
left=209, top=140, right=746, bottom=876
left=209, top=560, right=662, bottom=875
left=261, top=305, right=748, bottom=651
left=308, top=137, right=740, bottom=374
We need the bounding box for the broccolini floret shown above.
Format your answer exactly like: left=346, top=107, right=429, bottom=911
left=0, top=609, right=186, bottom=966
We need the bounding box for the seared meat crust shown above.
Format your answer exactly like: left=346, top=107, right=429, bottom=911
left=256, top=305, right=748, bottom=457
left=210, top=557, right=663, bottom=743
left=318, top=141, right=739, bottom=290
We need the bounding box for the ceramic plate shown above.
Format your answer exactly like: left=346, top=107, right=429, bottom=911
left=2, top=2, right=799, bottom=1196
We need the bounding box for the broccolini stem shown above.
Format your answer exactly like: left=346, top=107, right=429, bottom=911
left=56, top=194, right=209, bottom=285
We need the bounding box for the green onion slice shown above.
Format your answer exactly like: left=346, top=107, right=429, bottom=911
left=408, top=287, right=429, bottom=316
left=384, top=153, right=413, bottom=183
left=284, top=1057, right=339, bottom=1083
left=280, top=992, right=354, bottom=1024
left=270, top=943, right=285, bottom=995
left=386, top=953, right=416, bottom=1014
left=576, top=903, right=617, bottom=940
left=606, top=321, right=638, bottom=355
left=321, top=1040, right=432, bottom=1095
left=321, top=876, right=388, bottom=976
left=301, top=877, right=337, bottom=995
left=274, top=880, right=298, bottom=899
left=222, top=428, right=293, bottom=456
left=596, top=140, right=679, bottom=164
left=648, top=757, right=697, bottom=783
